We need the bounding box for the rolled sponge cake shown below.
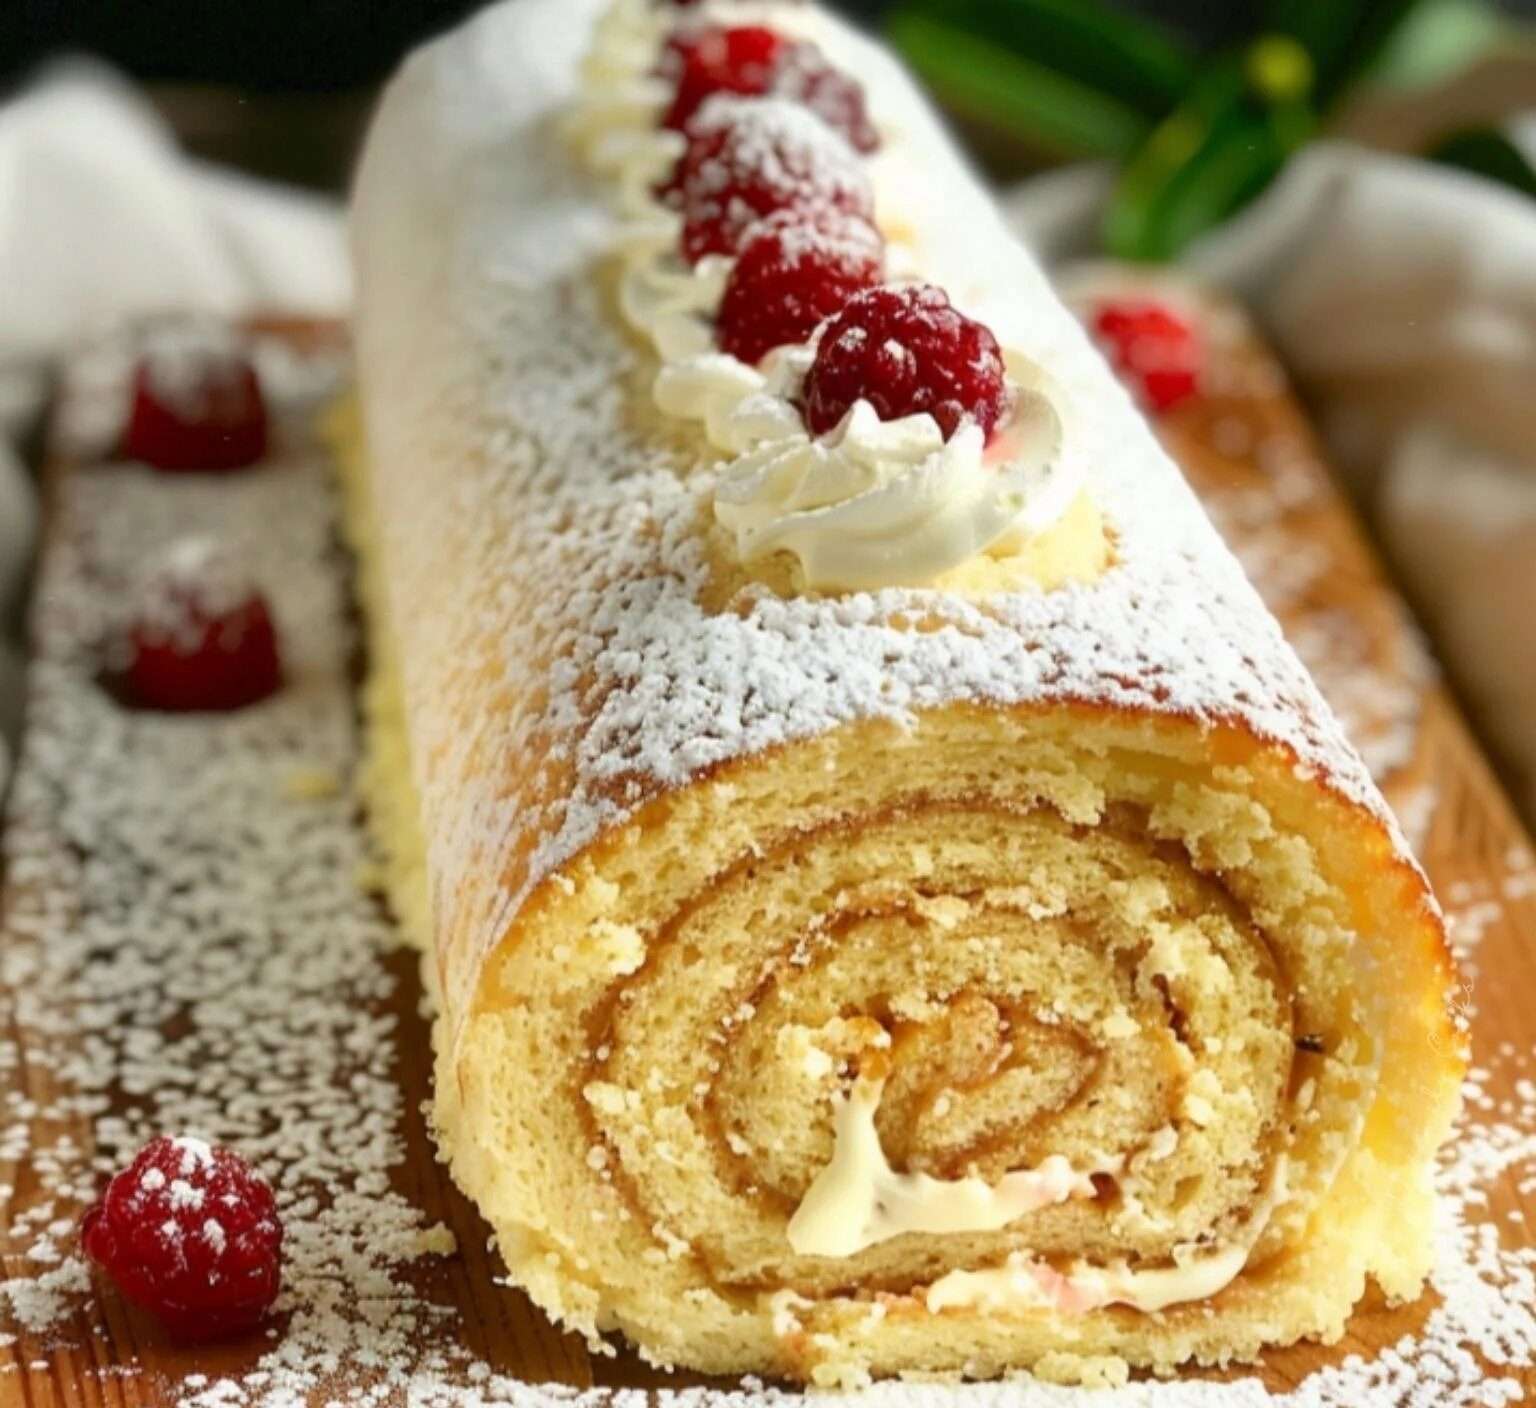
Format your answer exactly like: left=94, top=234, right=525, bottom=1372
left=345, top=0, right=1464, bottom=1386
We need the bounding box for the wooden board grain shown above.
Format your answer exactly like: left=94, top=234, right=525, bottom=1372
left=0, top=309, right=1532, bottom=1405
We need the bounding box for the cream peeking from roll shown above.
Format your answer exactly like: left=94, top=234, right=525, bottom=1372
left=346, top=0, right=1464, bottom=1388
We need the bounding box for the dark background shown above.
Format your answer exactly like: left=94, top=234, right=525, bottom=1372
left=3, top=1, right=1533, bottom=192
left=0, top=4, right=1297, bottom=90
left=4, top=1, right=1533, bottom=92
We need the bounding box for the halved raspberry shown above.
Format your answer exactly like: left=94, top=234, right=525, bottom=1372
left=122, top=324, right=268, bottom=472
left=716, top=209, right=883, bottom=365
left=659, top=25, right=789, bottom=132
left=81, top=1135, right=283, bottom=1343
left=122, top=538, right=282, bottom=713
left=801, top=284, right=1010, bottom=441
left=773, top=44, right=880, bottom=154
left=673, top=97, right=873, bottom=265
left=1089, top=299, right=1202, bottom=414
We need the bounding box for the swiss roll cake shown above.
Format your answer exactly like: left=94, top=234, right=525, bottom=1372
left=346, top=0, right=1465, bottom=1386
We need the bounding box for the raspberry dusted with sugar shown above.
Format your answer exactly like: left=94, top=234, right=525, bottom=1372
left=801, top=284, right=1010, bottom=441
left=717, top=209, right=883, bottom=364
left=659, top=27, right=878, bottom=152
left=81, top=1136, right=283, bottom=1343
left=673, top=97, right=873, bottom=265
left=659, top=25, right=788, bottom=132
left=1090, top=299, right=1202, bottom=415
left=774, top=43, right=880, bottom=154
left=122, top=322, right=268, bottom=472
left=123, top=537, right=283, bottom=713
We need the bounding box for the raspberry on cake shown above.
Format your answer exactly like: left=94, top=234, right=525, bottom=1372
left=671, top=96, right=874, bottom=264
left=659, top=25, right=787, bottom=132
left=800, top=283, right=1010, bottom=441
left=122, top=537, right=283, bottom=713
left=659, top=24, right=878, bottom=152
left=1090, top=298, right=1203, bottom=414
left=81, top=1135, right=283, bottom=1343
left=716, top=209, right=883, bottom=365
left=122, top=322, right=269, bottom=472
left=773, top=40, right=879, bottom=153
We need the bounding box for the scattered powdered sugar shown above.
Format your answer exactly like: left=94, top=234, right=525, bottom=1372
left=0, top=358, right=533, bottom=1400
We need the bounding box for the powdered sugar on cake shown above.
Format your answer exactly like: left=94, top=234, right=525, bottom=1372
left=353, top=0, right=1425, bottom=1038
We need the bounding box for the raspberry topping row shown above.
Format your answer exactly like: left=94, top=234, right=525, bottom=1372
left=647, top=20, right=1208, bottom=448
left=655, top=63, right=1010, bottom=444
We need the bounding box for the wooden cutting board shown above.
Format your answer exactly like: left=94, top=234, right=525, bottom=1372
left=1, top=311, right=1531, bottom=1406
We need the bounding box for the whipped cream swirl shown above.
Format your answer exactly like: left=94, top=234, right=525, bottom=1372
left=573, top=0, right=1091, bottom=592
left=712, top=355, right=1085, bottom=591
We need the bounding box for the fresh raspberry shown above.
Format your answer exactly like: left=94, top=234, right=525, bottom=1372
left=672, top=97, right=873, bottom=265
left=1089, top=299, right=1202, bottom=414
left=81, top=1136, right=283, bottom=1343
left=801, top=284, right=1010, bottom=441
left=659, top=25, right=789, bottom=132
left=122, top=538, right=282, bottom=713
left=772, top=43, right=880, bottom=154
left=716, top=209, right=883, bottom=364
left=658, top=27, right=878, bottom=152
left=122, top=324, right=268, bottom=472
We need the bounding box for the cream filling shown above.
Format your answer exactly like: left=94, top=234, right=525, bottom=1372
left=787, top=1075, right=1100, bottom=1259
left=924, top=1157, right=1290, bottom=1318
left=571, top=0, right=1093, bottom=592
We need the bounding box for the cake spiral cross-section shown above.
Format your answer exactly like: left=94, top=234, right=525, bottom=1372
left=347, top=0, right=1464, bottom=1385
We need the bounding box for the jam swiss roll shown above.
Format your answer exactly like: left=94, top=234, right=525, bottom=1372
left=346, top=0, right=1465, bottom=1386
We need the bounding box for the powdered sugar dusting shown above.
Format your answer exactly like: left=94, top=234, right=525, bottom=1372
left=354, top=0, right=1423, bottom=1040
left=1058, top=272, right=1438, bottom=829
left=0, top=342, right=540, bottom=1398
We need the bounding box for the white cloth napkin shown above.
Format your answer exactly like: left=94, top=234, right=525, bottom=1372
left=1007, top=135, right=1536, bottom=823
left=0, top=63, right=350, bottom=783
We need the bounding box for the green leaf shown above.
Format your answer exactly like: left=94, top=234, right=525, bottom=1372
left=886, top=0, right=1196, bottom=158
left=1106, top=55, right=1316, bottom=261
